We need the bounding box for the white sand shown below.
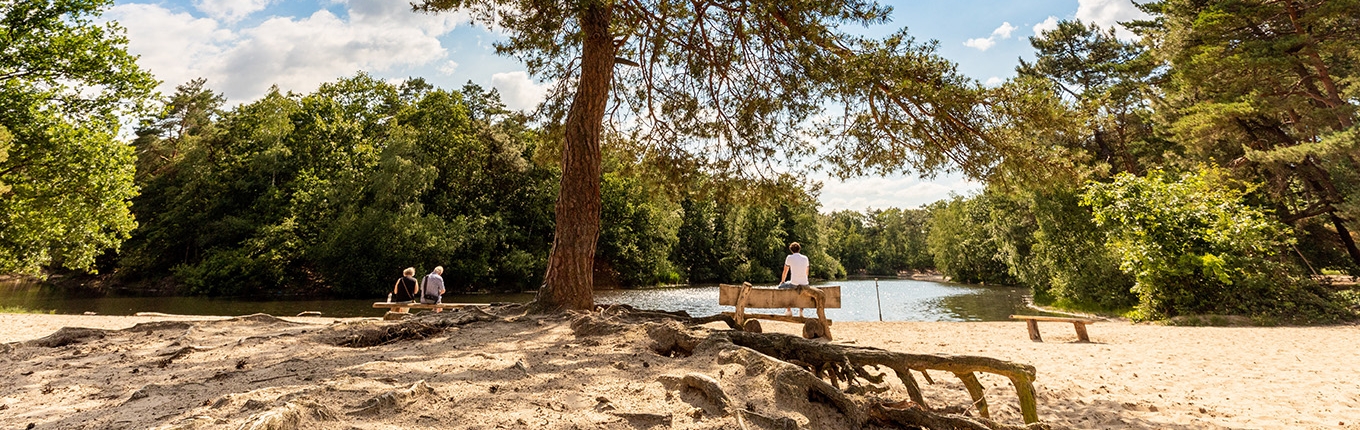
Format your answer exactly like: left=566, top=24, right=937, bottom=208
left=1, top=312, right=1357, bottom=429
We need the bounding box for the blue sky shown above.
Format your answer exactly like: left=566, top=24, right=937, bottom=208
left=107, top=0, right=1148, bottom=211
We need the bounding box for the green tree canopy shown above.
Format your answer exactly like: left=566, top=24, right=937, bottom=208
left=1138, top=0, right=1360, bottom=270
left=0, top=0, right=157, bottom=275
left=1083, top=167, right=1346, bottom=321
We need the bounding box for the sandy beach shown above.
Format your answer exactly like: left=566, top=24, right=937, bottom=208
left=1, top=310, right=1357, bottom=429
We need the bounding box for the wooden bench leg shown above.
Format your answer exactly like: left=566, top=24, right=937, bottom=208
left=1073, top=322, right=1090, bottom=342
left=1025, top=319, right=1042, bottom=342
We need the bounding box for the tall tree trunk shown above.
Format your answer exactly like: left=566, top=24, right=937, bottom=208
left=1330, top=213, right=1360, bottom=270
left=531, top=2, right=616, bottom=313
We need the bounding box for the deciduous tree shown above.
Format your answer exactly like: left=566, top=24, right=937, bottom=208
left=0, top=0, right=157, bottom=275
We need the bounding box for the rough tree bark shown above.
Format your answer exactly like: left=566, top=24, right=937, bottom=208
left=532, top=1, right=616, bottom=313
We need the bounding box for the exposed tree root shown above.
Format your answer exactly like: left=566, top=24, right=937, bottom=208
left=25, top=327, right=108, bottom=348
left=657, top=373, right=730, bottom=410
left=718, top=346, right=869, bottom=425
left=574, top=310, right=1050, bottom=429
left=345, top=381, right=436, bottom=416
left=866, top=400, right=1034, bottom=430
left=238, top=400, right=337, bottom=430
left=157, top=345, right=213, bottom=367
left=326, top=307, right=503, bottom=348
left=595, top=303, right=740, bottom=329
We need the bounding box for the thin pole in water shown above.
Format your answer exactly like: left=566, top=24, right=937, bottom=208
left=875, top=278, right=883, bottom=321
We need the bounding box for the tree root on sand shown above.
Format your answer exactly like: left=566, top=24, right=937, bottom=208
left=574, top=310, right=1050, bottom=429
left=25, top=327, right=108, bottom=348
left=326, top=306, right=505, bottom=348
left=345, top=381, right=436, bottom=417
left=238, top=400, right=337, bottom=430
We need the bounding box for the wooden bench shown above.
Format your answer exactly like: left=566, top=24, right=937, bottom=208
left=1010, top=315, right=1096, bottom=342
left=718, top=283, right=841, bottom=340
left=373, top=302, right=489, bottom=320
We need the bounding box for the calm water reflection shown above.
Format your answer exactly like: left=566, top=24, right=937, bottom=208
left=597, top=279, right=1033, bottom=322
left=1, top=278, right=1032, bottom=321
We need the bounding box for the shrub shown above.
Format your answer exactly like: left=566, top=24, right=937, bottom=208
left=1082, top=168, right=1351, bottom=322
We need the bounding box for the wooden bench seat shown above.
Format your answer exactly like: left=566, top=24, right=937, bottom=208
left=719, top=283, right=841, bottom=339
left=1010, top=315, right=1096, bottom=342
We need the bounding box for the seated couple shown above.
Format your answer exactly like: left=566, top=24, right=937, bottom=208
left=392, top=266, right=447, bottom=312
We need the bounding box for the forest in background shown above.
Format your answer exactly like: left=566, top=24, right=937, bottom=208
left=3, top=0, right=1359, bottom=323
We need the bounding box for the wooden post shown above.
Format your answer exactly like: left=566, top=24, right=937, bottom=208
left=801, top=286, right=832, bottom=340
left=1073, top=322, right=1090, bottom=342
left=1025, top=319, right=1042, bottom=342
left=733, top=282, right=752, bottom=328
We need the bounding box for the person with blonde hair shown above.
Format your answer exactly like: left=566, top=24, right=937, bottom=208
left=392, top=267, right=419, bottom=303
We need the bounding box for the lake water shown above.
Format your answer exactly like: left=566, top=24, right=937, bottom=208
left=0, top=278, right=1035, bottom=321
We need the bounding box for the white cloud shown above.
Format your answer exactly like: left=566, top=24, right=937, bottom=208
left=963, top=37, right=996, bottom=51
left=195, top=0, right=273, bottom=23
left=1076, top=0, right=1151, bottom=39
left=984, top=76, right=1004, bottom=87
left=491, top=71, right=548, bottom=111
left=964, top=22, right=1017, bottom=51
left=110, top=0, right=465, bottom=102
left=991, top=22, right=1017, bottom=39
left=106, top=4, right=233, bottom=97
left=1033, top=16, right=1060, bottom=36
left=817, top=174, right=982, bottom=212
left=438, top=60, right=460, bottom=76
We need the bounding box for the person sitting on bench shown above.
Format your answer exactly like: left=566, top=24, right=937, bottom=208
left=392, top=267, right=419, bottom=303
left=421, top=266, right=446, bottom=313
left=777, top=242, right=809, bottom=317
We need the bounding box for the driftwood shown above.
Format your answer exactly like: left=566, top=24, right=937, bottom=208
left=578, top=309, right=1047, bottom=429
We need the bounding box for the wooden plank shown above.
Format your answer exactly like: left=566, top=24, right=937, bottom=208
left=720, top=312, right=833, bottom=325
left=1009, top=315, right=1095, bottom=324
left=718, top=284, right=841, bottom=308
left=372, top=302, right=488, bottom=310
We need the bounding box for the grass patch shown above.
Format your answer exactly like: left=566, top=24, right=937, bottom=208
left=1043, top=298, right=1134, bottom=318
left=0, top=305, right=56, bottom=314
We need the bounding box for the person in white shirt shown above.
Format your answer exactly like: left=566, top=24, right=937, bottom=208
left=777, top=242, right=810, bottom=316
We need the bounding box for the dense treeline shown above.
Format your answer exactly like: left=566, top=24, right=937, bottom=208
left=118, top=75, right=876, bottom=296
